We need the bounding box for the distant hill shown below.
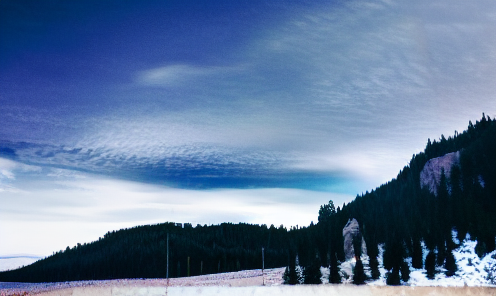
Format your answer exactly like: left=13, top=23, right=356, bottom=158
left=1, top=114, right=495, bottom=284
left=0, top=255, right=41, bottom=272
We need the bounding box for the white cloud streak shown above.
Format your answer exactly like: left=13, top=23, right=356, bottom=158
left=2, top=0, right=496, bottom=257
left=0, top=159, right=353, bottom=256
left=137, top=64, right=239, bottom=87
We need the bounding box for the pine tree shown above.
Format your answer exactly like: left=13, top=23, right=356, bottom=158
left=444, top=250, right=457, bottom=277
left=303, top=257, right=322, bottom=284
left=283, top=264, right=300, bottom=285
left=400, top=259, right=410, bottom=283
left=436, top=242, right=447, bottom=267
left=282, top=257, right=300, bottom=285
left=411, top=238, right=423, bottom=269
left=369, top=255, right=380, bottom=280
left=386, top=267, right=400, bottom=285
left=283, top=266, right=290, bottom=284
left=425, top=250, right=437, bottom=280
left=352, top=258, right=366, bottom=285
left=329, top=252, right=342, bottom=284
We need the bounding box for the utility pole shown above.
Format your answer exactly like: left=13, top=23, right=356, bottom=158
left=262, top=247, right=265, bottom=286
left=167, top=233, right=169, bottom=279
left=187, top=256, right=190, bottom=277
left=166, top=233, right=169, bottom=296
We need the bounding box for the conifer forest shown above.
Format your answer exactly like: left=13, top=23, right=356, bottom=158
left=1, top=114, right=495, bottom=284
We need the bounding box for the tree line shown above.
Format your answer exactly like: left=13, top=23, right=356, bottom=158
left=1, top=114, right=494, bottom=285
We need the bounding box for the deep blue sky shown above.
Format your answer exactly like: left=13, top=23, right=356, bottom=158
left=1, top=0, right=496, bottom=256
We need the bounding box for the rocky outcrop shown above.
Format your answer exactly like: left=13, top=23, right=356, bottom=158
left=420, top=151, right=460, bottom=195
left=342, top=218, right=367, bottom=260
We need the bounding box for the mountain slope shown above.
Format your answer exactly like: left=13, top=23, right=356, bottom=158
left=1, top=114, right=495, bottom=284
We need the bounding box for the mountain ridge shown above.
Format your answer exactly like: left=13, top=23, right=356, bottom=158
left=1, top=114, right=495, bottom=285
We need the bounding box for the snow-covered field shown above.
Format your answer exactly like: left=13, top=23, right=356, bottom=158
left=1, top=235, right=495, bottom=295
left=0, top=256, right=41, bottom=272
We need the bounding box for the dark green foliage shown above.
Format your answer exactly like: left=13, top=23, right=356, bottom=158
left=436, top=243, right=446, bottom=267
left=352, top=258, right=366, bottom=285
left=425, top=250, right=437, bottom=280
left=352, top=233, right=363, bottom=258
left=282, top=265, right=300, bottom=285
left=386, top=267, right=401, bottom=285
left=303, top=257, right=322, bottom=284
left=411, top=238, right=423, bottom=269
left=369, top=255, right=380, bottom=280
left=1, top=115, right=495, bottom=283
left=329, top=252, right=342, bottom=284
left=444, top=250, right=457, bottom=277
left=283, top=266, right=291, bottom=284
left=400, top=260, right=410, bottom=282
left=475, top=241, right=488, bottom=258
left=318, top=200, right=336, bottom=223
left=0, top=223, right=294, bottom=282
left=283, top=255, right=300, bottom=285
left=363, top=232, right=380, bottom=280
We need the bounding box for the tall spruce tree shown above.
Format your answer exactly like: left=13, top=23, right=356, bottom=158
left=283, top=254, right=300, bottom=285
left=303, top=257, right=322, bottom=284
left=425, top=250, right=437, bottom=280
left=352, top=258, right=367, bottom=285
left=352, top=233, right=367, bottom=285
left=386, top=267, right=401, bottom=286
left=384, top=237, right=404, bottom=285
left=369, top=255, right=381, bottom=280
left=444, top=250, right=457, bottom=277
left=411, top=237, right=423, bottom=269
left=400, top=259, right=410, bottom=283
left=329, top=252, right=342, bottom=284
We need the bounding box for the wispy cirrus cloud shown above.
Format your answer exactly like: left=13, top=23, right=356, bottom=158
left=136, top=64, right=241, bottom=87
left=1, top=0, right=496, bottom=194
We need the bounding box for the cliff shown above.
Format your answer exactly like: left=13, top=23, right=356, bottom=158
left=420, top=151, right=460, bottom=195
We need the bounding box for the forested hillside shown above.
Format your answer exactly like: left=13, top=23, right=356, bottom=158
left=317, top=113, right=496, bottom=284
left=0, top=223, right=300, bottom=282
left=1, top=114, right=494, bottom=284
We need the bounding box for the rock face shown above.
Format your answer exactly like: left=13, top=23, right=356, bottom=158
left=342, top=218, right=367, bottom=260
left=420, top=151, right=460, bottom=195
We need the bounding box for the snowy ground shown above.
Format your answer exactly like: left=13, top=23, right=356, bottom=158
left=0, top=256, right=41, bottom=272
left=1, top=234, right=495, bottom=295
left=334, top=233, right=496, bottom=287
left=0, top=268, right=285, bottom=295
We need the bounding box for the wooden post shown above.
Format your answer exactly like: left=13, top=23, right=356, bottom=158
left=262, top=247, right=265, bottom=286
left=166, top=233, right=169, bottom=296
left=166, top=233, right=169, bottom=279
left=187, top=256, right=190, bottom=277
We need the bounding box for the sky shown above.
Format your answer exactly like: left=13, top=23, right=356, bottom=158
left=1, top=0, right=496, bottom=257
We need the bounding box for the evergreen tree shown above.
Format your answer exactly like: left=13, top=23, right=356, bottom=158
left=475, top=240, right=488, bottom=258
left=303, top=257, right=322, bottom=284
left=318, top=200, right=336, bottom=223
left=444, top=250, right=457, bottom=277
left=328, top=252, right=341, bottom=284
left=411, top=238, right=423, bottom=269
left=368, top=255, right=380, bottom=280
left=436, top=243, right=447, bottom=267
left=400, top=259, right=410, bottom=283
left=283, top=264, right=300, bottom=285
left=386, top=267, right=400, bottom=285
left=425, top=250, right=437, bottom=280
left=352, top=258, right=367, bottom=285
left=283, top=266, right=291, bottom=284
